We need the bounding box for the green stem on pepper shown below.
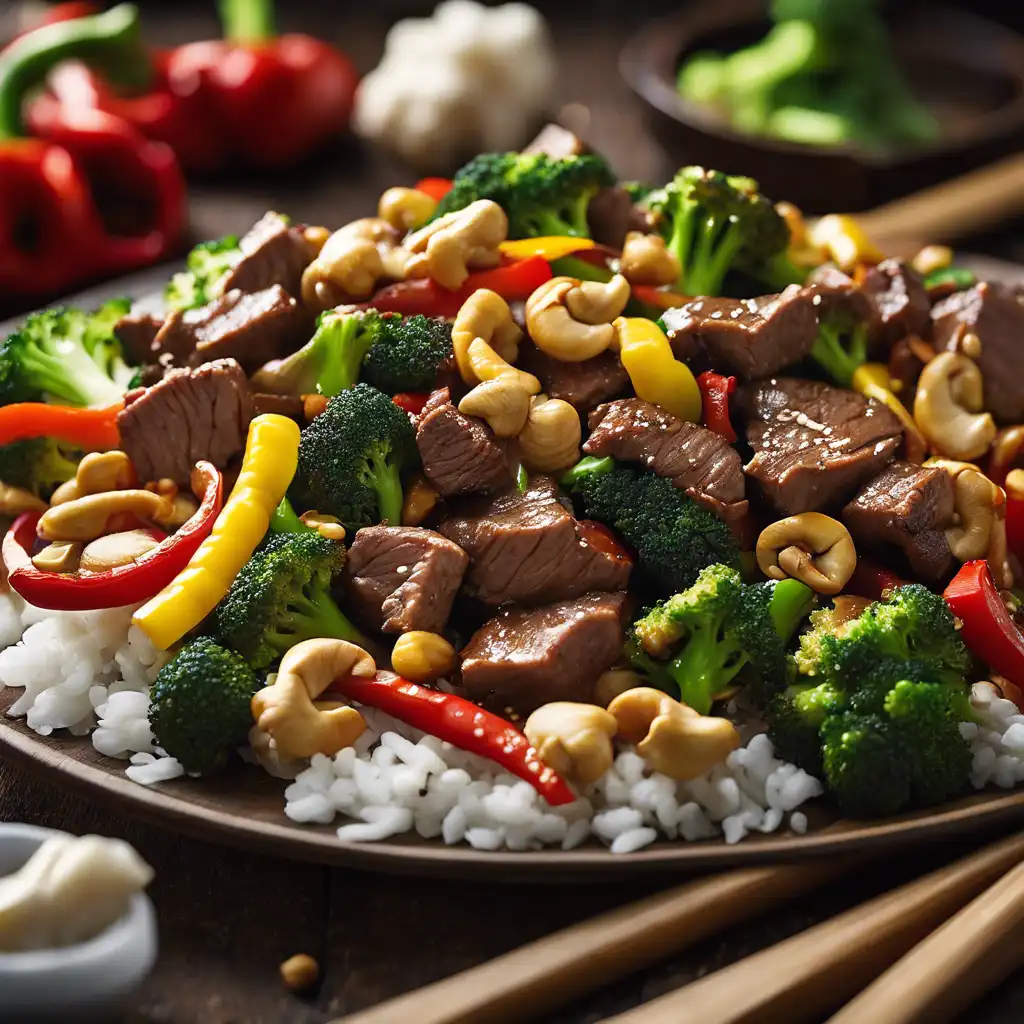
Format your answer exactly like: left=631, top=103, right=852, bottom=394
left=219, top=0, right=276, bottom=45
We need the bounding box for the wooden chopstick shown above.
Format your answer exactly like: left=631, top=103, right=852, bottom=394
left=602, top=829, right=1024, bottom=1024
left=331, top=856, right=854, bottom=1024
left=826, top=857, right=1024, bottom=1024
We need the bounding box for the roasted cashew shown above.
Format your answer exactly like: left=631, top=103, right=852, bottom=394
left=0, top=483, right=46, bottom=516
left=991, top=426, right=1024, bottom=479
left=466, top=338, right=540, bottom=395
left=299, top=511, right=346, bottom=542
left=594, top=668, right=646, bottom=708
left=911, top=244, right=952, bottom=277
left=37, top=489, right=175, bottom=543
left=619, top=232, right=681, bottom=287
left=404, top=200, right=507, bottom=291
left=51, top=450, right=134, bottom=505
left=401, top=474, right=440, bottom=527
left=524, top=702, right=617, bottom=785
left=451, top=289, right=526, bottom=386
left=756, top=513, right=856, bottom=595
left=518, top=395, right=582, bottom=473
left=79, top=530, right=163, bottom=572
left=607, top=687, right=740, bottom=781
left=914, top=352, right=996, bottom=462
left=525, top=275, right=629, bottom=362
left=250, top=638, right=373, bottom=760
left=926, top=458, right=1004, bottom=562
left=31, top=541, right=82, bottom=573
left=390, top=631, right=455, bottom=683
left=458, top=376, right=532, bottom=437
left=301, top=235, right=384, bottom=309
left=378, top=186, right=437, bottom=232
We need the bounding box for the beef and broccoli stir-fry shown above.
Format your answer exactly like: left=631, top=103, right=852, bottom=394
left=2, top=124, right=1023, bottom=853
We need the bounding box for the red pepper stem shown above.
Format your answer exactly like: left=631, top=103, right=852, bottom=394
left=0, top=3, right=149, bottom=140
left=219, top=0, right=276, bottom=45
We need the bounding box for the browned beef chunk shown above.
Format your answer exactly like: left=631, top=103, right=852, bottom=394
left=219, top=211, right=316, bottom=299
left=517, top=339, right=628, bottom=412
left=737, top=378, right=902, bottom=514
left=117, top=359, right=252, bottom=485
left=931, top=282, right=1024, bottom=424
left=439, top=476, right=632, bottom=606
left=662, top=285, right=818, bottom=379
left=842, top=461, right=955, bottom=581
left=860, top=258, right=929, bottom=348
left=343, top=526, right=468, bottom=634
left=888, top=337, right=925, bottom=400
left=114, top=313, right=163, bottom=364
left=584, top=398, right=747, bottom=522
left=805, top=264, right=878, bottom=327
left=522, top=124, right=589, bottom=158
left=460, top=592, right=627, bottom=712
left=252, top=393, right=304, bottom=421
left=415, top=387, right=514, bottom=497
left=586, top=187, right=655, bottom=248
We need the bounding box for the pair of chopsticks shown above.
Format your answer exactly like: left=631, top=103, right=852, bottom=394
left=333, top=830, right=1024, bottom=1024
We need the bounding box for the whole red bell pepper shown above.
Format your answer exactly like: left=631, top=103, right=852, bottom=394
left=29, top=0, right=358, bottom=173
left=943, top=559, right=1024, bottom=691
left=0, top=5, right=185, bottom=298
left=3, top=461, right=223, bottom=611
left=327, top=671, right=577, bottom=807
left=696, top=370, right=737, bottom=443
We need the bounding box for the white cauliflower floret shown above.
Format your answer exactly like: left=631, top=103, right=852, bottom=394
left=354, top=1, right=557, bottom=172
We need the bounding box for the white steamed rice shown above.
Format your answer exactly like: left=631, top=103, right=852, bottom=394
left=2, top=589, right=1023, bottom=853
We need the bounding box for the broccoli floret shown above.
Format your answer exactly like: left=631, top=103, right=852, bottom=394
left=361, top=313, right=454, bottom=395
left=639, top=166, right=792, bottom=297
left=766, top=678, right=843, bottom=776
left=629, top=567, right=814, bottom=713
left=562, top=456, right=740, bottom=595
left=215, top=531, right=367, bottom=672
left=809, top=315, right=869, bottom=387
left=0, top=299, right=134, bottom=407
left=290, top=383, right=416, bottom=531
left=148, top=637, right=258, bottom=774
left=0, top=438, right=79, bottom=498
left=165, top=235, right=241, bottom=311
left=252, top=309, right=380, bottom=398
left=434, top=151, right=616, bottom=239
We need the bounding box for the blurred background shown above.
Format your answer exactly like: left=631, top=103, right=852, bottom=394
left=0, top=0, right=1021, bottom=315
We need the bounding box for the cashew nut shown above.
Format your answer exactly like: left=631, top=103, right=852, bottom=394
left=79, top=529, right=163, bottom=572
left=405, top=200, right=507, bottom=291
left=458, top=376, right=532, bottom=437
left=925, top=460, right=1004, bottom=562
left=620, top=232, right=681, bottom=287
left=390, top=631, right=455, bottom=683
left=914, top=352, right=996, bottom=462
left=51, top=450, right=134, bottom=505
left=607, top=687, right=740, bottom=781
left=518, top=395, right=582, bottom=473
left=525, top=275, right=629, bottom=362
left=301, top=235, right=384, bottom=309
left=303, top=225, right=331, bottom=252
left=465, top=338, right=540, bottom=395
left=401, top=474, right=440, bottom=527
left=594, top=668, right=646, bottom=708
left=37, top=489, right=175, bottom=543
left=250, top=638, right=373, bottom=760
left=911, top=244, right=953, bottom=277
left=451, top=289, right=533, bottom=390
left=756, top=513, right=857, bottom=596
left=31, top=541, right=82, bottom=573
left=0, top=483, right=46, bottom=516
left=378, top=186, right=437, bottom=232
left=299, top=511, right=346, bottom=542
left=523, top=702, right=617, bottom=785
left=992, top=426, right=1024, bottom=476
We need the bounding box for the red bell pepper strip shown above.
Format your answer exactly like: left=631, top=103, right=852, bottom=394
left=696, top=371, right=737, bottom=443
left=392, top=392, right=428, bottom=417
left=414, top=177, right=453, bottom=202
left=4, top=461, right=223, bottom=611
left=630, top=284, right=689, bottom=310
left=364, top=256, right=553, bottom=318
left=0, top=401, right=122, bottom=450
left=327, top=673, right=577, bottom=806
left=0, top=5, right=185, bottom=296
left=845, top=559, right=909, bottom=602
left=1005, top=471, right=1024, bottom=566
left=944, top=560, right=1024, bottom=691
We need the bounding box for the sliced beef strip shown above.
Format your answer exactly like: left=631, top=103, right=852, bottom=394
left=343, top=525, right=468, bottom=635
left=415, top=387, right=515, bottom=498
left=737, top=377, right=902, bottom=515
left=931, top=281, right=1024, bottom=424
left=114, top=313, right=164, bottom=364
left=252, top=393, right=304, bottom=421
left=439, top=475, right=632, bottom=606
left=517, top=339, right=628, bottom=412
left=219, top=211, right=316, bottom=299
left=460, top=592, right=627, bottom=713
left=842, top=461, right=955, bottom=582
left=584, top=398, right=747, bottom=522
left=859, top=258, right=930, bottom=349
left=662, top=285, right=819, bottom=379
left=117, top=359, right=252, bottom=485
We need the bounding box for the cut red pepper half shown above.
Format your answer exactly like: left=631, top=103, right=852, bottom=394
left=0, top=401, right=122, bottom=450
left=363, top=256, right=553, bottom=318
left=414, top=177, right=453, bottom=202
left=696, top=370, right=737, bottom=443
left=4, top=461, right=223, bottom=611
left=943, top=559, right=1024, bottom=691
left=391, top=392, right=428, bottom=416
left=327, top=672, right=577, bottom=806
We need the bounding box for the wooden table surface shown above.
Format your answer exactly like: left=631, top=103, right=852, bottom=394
left=3, top=4, right=1024, bottom=1022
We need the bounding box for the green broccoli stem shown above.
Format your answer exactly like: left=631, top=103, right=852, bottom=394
left=276, top=590, right=369, bottom=653
left=29, top=344, right=124, bottom=407
left=369, top=451, right=403, bottom=527
left=668, top=623, right=747, bottom=715
left=769, top=578, right=816, bottom=642
left=270, top=497, right=308, bottom=535
left=684, top=215, right=746, bottom=297
left=809, top=321, right=868, bottom=387
left=318, top=314, right=370, bottom=397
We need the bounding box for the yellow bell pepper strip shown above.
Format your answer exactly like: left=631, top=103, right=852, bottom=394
left=132, top=413, right=300, bottom=650
left=615, top=316, right=701, bottom=423
left=851, top=362, right=927, bottom=461
left=499, top=236, right=597, bottom=262
left=808, top=213, right=884, bottom=272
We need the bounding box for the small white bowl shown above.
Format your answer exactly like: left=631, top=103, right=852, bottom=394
left=0, top=824, right=158, bottom=1024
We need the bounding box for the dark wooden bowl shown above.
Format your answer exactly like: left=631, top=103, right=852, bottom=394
left=620, top=0, right=1024, bottom=213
